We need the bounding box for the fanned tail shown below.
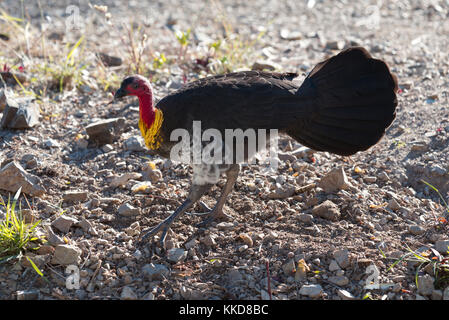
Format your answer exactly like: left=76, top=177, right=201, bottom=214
left=286, top=47, right=398, bottom=156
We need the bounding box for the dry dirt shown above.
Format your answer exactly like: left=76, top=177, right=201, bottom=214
left=0, top=0, right=448, bottom=300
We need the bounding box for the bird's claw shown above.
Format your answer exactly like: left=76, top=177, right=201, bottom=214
left=139, top=221, right=170, bottom=247
left=185, top=201, right=213, bottom=216
left=138, top=198, right=194, bottom=248
left=195, top=208, right=232, bottom=228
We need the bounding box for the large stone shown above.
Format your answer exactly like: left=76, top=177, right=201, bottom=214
left=299, top=284, right=323, bottom=298
left=267, top=184, right=295, bottom=199
left=337, top=289, right=357, bottom=300
left=417, top=274, right=434, bottom=296
left=333, top=249, right=351, bottom=269
left=124, top=136, right=145, bottom=152
left=118, top=203, right=140, bottom=216
left=0, top=161, right=45, bottom=196
left=16, top=290, right=40, bottom=300
left=142, top=263, right=170, bottom=280
left=110, top=172, right=142, bottom=188
left=0, top=97, right=39, bottom=129
left=311, top=200, right=341, bottom=221
left=318, top=167, right=350, bottom=193
left=97, top=52, right=123, bottom=67
left=435, top=240, right=449, bottom=254
left=328, top=275, right=349, bottom=286
left=45, top=226, right=65, bottom=246
left=51, top=215, right=79, bottom=233
left=85, top=117, right=125, bottom=145
left=167, top=248, right=187, bottom=263
left=51, top=244, right=81, bottom=265
left=120, top=286, right=137, bottom=300
left=63, top=191, right=88, bottom=203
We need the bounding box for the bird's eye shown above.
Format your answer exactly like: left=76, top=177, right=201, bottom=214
left=133, top=83, right=139, bottom=89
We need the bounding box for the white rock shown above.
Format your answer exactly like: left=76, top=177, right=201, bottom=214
left=118, top=203, right=140, bottom=216
left=216, top=222, right=235, bottom=230
left=267, top=184, right=295, bottom=199
left=16, top=289, right=40, bottom=300
left=110, top=172, right=142, bottom=188
left=318, top=167, right=350, bottom=193
left=44, top=138, right=60, bottom=148
left=337, top=289, right=357, bottom=300
left=299, top=284, right=323, bottom=298
left=101, top=144, right=114, bottom=153
left=124, top=136, right=146, bottom=152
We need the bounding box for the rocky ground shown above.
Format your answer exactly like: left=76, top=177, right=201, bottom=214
left=0, top=0, right=448, bottom=300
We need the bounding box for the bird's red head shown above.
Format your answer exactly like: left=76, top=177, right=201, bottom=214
left=115, top=74, right=152, bottom=99
left=115, top=75, right=155, bottom=127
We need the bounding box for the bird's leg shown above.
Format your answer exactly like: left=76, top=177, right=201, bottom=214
left=190, top=164, right=240, bottom=227
left=139, top=183, right=212, bottom=247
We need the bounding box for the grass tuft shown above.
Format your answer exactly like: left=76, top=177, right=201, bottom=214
left=0, top=188, right=44, bottom=264
left=380, top=244, right=449, bottom=291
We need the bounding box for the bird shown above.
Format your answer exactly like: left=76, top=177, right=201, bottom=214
left=114, top=46, right=398, bottom=246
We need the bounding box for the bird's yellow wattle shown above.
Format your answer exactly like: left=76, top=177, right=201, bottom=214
left=139, top=108, right=164, bottom=150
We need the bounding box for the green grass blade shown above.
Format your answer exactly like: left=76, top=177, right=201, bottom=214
left=66, top=36, right=84, bottom=64
left=25, top=256, right=44, bottom=277
left=421, top=180, right=449, bottom=209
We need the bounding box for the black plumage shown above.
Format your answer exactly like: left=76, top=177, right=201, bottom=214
left=115, top=46, right=398, bottom=246
left=155, top=47, right=396, bottom=158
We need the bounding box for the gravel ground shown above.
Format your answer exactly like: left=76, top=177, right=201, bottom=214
left=0, top=0, right=449, bottom=300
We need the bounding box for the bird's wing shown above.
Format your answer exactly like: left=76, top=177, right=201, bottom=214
left=156, top=71, right=305, bottom=133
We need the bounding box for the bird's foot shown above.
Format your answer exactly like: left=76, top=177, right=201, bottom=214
left=139, top=219, right=172, bottom=248
left=139, top=198, right=193, bottom=248
left=186, top=201, right=214, bottom=216
left=187, top=202, right=232, bottom=227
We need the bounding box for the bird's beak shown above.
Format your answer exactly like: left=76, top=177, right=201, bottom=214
left=114, top=87, right=128, bottom=100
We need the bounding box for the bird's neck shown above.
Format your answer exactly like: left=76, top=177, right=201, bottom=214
left=137, top=91, right=164, bottom=150
left=138, top=92, right=155, bottom=128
